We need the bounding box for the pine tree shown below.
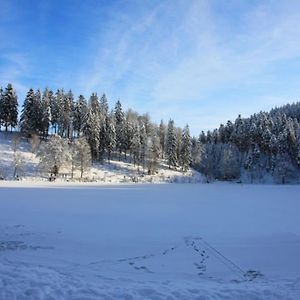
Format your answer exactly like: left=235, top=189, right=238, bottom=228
left=139, top=123, right=147, bottom=169
left=41, top=88, right=52, bottom=138
left=180, top=125, right=192, bottom=172
left=124, top=113, right=134, bottom=160
left=146, top=132, right=160, bottom=174
left=83, top=108, right=100, bottom=161
left=82, top=93, right=102, bottom=160
left=50, top=90, right=61, bottom=134
left=0, top=87, right=3, bottom=130
left=54, top=89, right=66, bottom=134
left=33, top=89, right=43, bottom=133
left=20, top=89, right=36, bottom=134
left=99, top=94, right=109, bottom=160
left=59, top=90, right=73, bottom=138
left=114, top=100, right=125, bottom=159
left=219, top=144, right=240, bottom=180
left=1, top=84, right=18, bottom=131
left=73, top=95, right=88, bottom=137
left=158, top=120, right=166, bottom=158
left=166, top=119, right=177, bottom=169
left=20, top=88, right=44, bottom=135
left=105, top=112, right=116, bottom=163
left=131, top=125, right=141, bottom=166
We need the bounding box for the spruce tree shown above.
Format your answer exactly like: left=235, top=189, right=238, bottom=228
left=1, top=84, right=18, bottom=131
left=73, top=95, right=88, bottom=137
left=180, top=125, right=192, bottom=172
left=83, top=108, right=100, bottom=161
left=20, top=89, right=36, bottom=135
left=146, top=132, right=160, bottom=174
left=139, top=123, right=147, bottom=169
left=0, top=87, right=3, bottom=129
left=158, top=120, right=166, bottom=158
left=105, top=112, right=116, bottom=163
left=59, top=90, right=73, bottom=138
left=41, top=88, right=52, bottom=138
left=99, top=94, right=109, bottom=160
left=166, top=119, right=177, bottom=169
left=131, top=125, right=141, bottom=166
left=114, top=100, right=125, bottom=159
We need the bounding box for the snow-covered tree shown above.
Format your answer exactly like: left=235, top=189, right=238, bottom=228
left=105, top=112, right=116, bottom=163
left=166, top=119, right=177, bottom=169
left=38, top=135, right=71, bottom=176
left=0, top=87, right=4, bottom=129
left=158, top=120, right=166, bottom=158
left=139, top=123, right=147, bottom=169
left=219, top=144, right=240, bottom=180
left=0, top=84, right=18, bottom=131
left=41, top=88, right=52, bottom=138
left=20, top=89, right=36, bottom=134
left=50, top=90, right=61, bottom=133
left=73, top=95, right=88, bottom=137
left=131, top=125, right=141, bottom=166
left=72, top=136, right=92, bottom=179
left=114, top=100, right=125, bottom=159
left=146, top=132, right=160, bottom=174
left=59, top=90, right=73, bottom=138
left=98, top=94, right=109, bottom=160
left=180, top=125, right=192, bottom=172
left=83, top=108, right=100, bottom=161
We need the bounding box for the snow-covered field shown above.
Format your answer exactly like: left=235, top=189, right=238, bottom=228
left=0, top=183, right=300, bottom=299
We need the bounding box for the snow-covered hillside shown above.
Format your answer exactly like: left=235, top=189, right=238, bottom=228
left=0, top=132, right=201, bottom=183
left=0, top=183, right=300, bottom=299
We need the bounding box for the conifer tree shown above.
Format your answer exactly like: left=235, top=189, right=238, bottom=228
left=180, top=125, right=192, bottom=171
left=166, top=119, right=177, bottom=169
left=139, top=123, right=147, bottom=169
left=158, top=120, right=166, bottom=158
left=20, top=89, right=36, bottom=134
left=1, top=84, right=18, bottom=131
left=59, top=90, right=73, bottom=138
left=114, top=100, right=125, bottom=159
left=51, top=89, right=63, bottom=134
left=83, top=108, right=100, bottom=161
left=146, top=132, right=160, bottom=174
left=131, top=125, right=141, bottom=166
left=105, top=112, right=116, bottom=163
left=0, top=87, right=3, bottom=129
left=41, top=88, right=52, bottom=138
left=73, top=95, right=88, bottom=137
left=99, top=94, right=109, bottom=160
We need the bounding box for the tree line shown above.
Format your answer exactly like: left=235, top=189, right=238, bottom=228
left=1, top=83, right=300, bottom=183
left=0, top=83, right=193, bottom=177
left=196, top=103, right=300, bottom=183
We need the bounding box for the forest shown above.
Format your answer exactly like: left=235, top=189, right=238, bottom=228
left=1, top=83, right=300, bottom=183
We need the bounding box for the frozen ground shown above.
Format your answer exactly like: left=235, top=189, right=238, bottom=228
left=0, top=183, right=300, bottom=299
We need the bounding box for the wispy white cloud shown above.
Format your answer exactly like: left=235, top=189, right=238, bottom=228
left=2, top=0, right=300, bottom=134
left=73, top=0, right=300, bottom=134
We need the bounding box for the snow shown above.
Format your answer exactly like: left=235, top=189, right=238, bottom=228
left=0, top=132, right=202, bottom=183
left=0, top=183, right=300, bottom=299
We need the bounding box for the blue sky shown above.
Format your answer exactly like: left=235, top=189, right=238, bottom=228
left=1, top=0, right=300, bottom=134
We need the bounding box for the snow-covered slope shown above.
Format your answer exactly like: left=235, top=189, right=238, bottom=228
left=0, top=183, right=300, bottom=299
left=0, top=132, right=202, bottom=183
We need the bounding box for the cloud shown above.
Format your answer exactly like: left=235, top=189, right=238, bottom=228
left=2, top=0, right=300, bottom=133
